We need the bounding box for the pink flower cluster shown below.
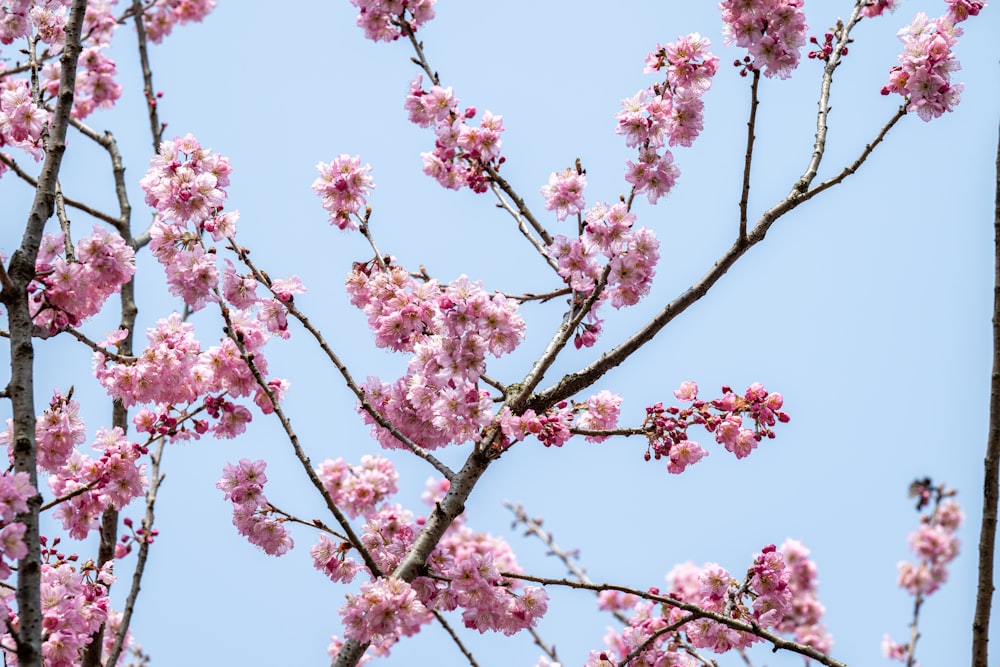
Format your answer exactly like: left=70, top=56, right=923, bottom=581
left=497, top=389, right=620, bottom=449
left=62, top=46, right=122, bottom=120
left=0, top=470, right=32, bottom=582
left=0, top=540, right=140, bottom=666
left=95, top=313, right=286, bottom=440
left=311, top=533, right=362, bottom=584
left=46, top=427, right=148, bottom=540
left=412, top=481, right=548, bottom=638
left=880, top=10, right=979, bottom=121
left=617, top=34, right=718, bottom=204
left=540, top=168, right=587, bottom=221
left=643, top=381, right=789, bottom=473
left=31, top=226, right=136, bottom=335
left=720, top=0, right=808, bottom=79
left=141, top=133, right=232, bottom=224
left=31, top=390, right=86, bottom=473
left=441, top=551, right=548, bottom=636
left=861, top=0, right=898, bottom=18
left=286, top=470, right=549, bottom=656
left=312, top=154, right=375, bottom=231
left=574, top=390, right=622, bottom=443
left=40, top=0, right=124, bottom=120
left=350, top=266, right=524, bottom=449
left=0, top=78, right=50, bottom=160
left=341, top=577, right=431, bottom=652
left=349, top=0, right=436, bottom=42
left=0, top=0, right=33, bottom=45
left=142, top=135, right=235, bottom=310
left=3, top=553, right=116, bottom=666
left=143, top=0, right=217, bottom=44
left=548, top=202, right=660, bottom=322
left=346, top=263, right=440, bottom=352
left=0, top=390, right=148, bottom=540
left=498, top=400, right=574, bottom=449
left=776, top=538, right=832, bottom=653
left=884, top=481, right=962, bottom=662
left=315, top=454, right=398, bottom=519
left=404, top=74, right=505, bottom=193
left=674, top=546, right=792, bottom=652
left=593, top=544, right=819, bottom=663
left=216, top=458, right=293, bottom=556
left=897, top=495, right=962, bottom=596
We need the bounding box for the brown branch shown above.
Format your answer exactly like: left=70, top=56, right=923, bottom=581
left=486, top=165, right=554, bottom=248
left=1, top=4, right=88, bottom=664
left=504, top=500, right=630, bottom=626
left=430, top=610, right=480, bottom=667
left=526, top=625, right=559, bottom=665
left=504, top=287, right=573, bottom=304
left=488, top=178, right=558, bottom=272
left=0, top=152, right=121, bottom=226
left=218, top=305, right=384, bottom=579
left=37, top=479, right=99, bottom=513
left=973, top=116, right=1000, bottom=667
left=399, top=19, right=439, bottom=86
left=794, top=9, right=864, bottom=194
left=61, top=327, right=133, bottom=363
left=906, top=593, right=925, bottom=667
left=103, top=438, right=164, bottom=667
left=502, top=574, right=847, bottom=667
left=131, top=0, right=164, bottom=153
left=529, top=97, right=905, bottom=415
left=738, top=70, right=760, bottom=242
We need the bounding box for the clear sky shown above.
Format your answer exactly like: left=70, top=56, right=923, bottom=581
left=8, top=1, right=1000, bottom=665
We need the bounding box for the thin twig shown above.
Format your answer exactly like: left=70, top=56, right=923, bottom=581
left=738, top=70, right=761, bottom=242
left=131, top=0, right=164, bottom=153
left=61, top=328, right=133, bottom=363
left=0, top=153, right=121, bottom=226
left=973, top=113, right=1000, bottom=667
left=488, top=180, right=559, bottom=273
left=104, top=438, right=165, bottom=667
left=504, top=287, right=573, bottom=304
left=431, top=610, right=479, bottom=667
left=505, top=500, right=630, bottom=626
left=486, top=165, right=554, bottom=247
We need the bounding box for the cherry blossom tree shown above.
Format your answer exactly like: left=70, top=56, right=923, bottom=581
left=0, top=1, right=995, bottom=666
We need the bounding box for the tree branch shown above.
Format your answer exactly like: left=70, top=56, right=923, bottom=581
left=972, top=115, right=1000, bottom=667
left=738, top=70, right=761, bottom=241
left=503, top=574, right=846, bottom=667
left=1, top=3, right=88, bottom=664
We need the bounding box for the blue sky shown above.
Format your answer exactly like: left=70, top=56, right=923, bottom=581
left=6, top=1, right=999, bottom=665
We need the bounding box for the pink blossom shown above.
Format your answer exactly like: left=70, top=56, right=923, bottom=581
left=721, top=0, right=808, bottom=79
left=312, top=154, right=374, bottom=230
left=341, top=577, right=431, bottom=653
left=540, top=167, right=587, bottom=221
left=140, top=134, right=231, bottom=223
left=350, top=0, right=437, bottom=42
left=576, top=390, right=622, bottom=443
left=217, top=459, right=293, bottom=556
left=881, top=13, right=970, bottom=121
left=316, top=455, right=398, bottom=519
left=142, top=0, right=217, bottom=44
left=861, top=0, right=899, bottom=18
